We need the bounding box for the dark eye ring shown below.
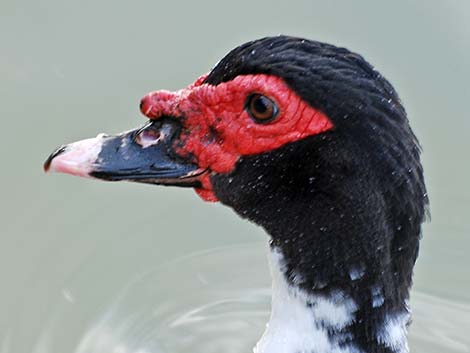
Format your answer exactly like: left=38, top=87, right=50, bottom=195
left=246, top=94, right=279, bottom=123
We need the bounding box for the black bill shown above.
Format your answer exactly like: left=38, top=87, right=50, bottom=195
left=44, top=118, right=204, bottom=187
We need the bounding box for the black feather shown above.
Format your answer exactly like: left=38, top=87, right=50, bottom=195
left=206, top=35, right=428, bottom=352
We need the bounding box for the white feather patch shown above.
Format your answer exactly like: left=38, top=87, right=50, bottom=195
left=377, top=312, right=410, bottom=353
left=254, top=248, right=361, bottom=353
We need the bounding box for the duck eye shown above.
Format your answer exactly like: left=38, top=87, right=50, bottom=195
left=246, top=94, right=278, bottom=123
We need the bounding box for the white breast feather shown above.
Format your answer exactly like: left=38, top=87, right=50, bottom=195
left=254, top=248, right=362, bottom=353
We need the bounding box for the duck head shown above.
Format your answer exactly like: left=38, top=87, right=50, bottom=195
left=45, top=36, right=428, bottom=353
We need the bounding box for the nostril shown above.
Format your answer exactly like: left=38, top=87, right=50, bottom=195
left=135, top=127, right=162, bottom=148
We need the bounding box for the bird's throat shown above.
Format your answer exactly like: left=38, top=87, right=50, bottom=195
left=255, top=246, right=411, bottom=353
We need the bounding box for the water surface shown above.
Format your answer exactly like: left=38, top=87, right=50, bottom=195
left=0, top=0, right=469, bottom=352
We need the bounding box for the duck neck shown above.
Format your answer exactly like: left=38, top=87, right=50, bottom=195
left=255, top=244, right=411, bottom=353
left=209, top=137, right=424, bottom=353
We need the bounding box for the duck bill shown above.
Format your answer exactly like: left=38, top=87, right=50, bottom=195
left=44, top=119, right=204, bottom=187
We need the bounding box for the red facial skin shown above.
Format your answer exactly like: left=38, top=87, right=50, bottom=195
left=140, top=74, right=334, bottom=202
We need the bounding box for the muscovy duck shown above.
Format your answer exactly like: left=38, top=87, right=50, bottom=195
left=44, top=36, right=428, bottom=353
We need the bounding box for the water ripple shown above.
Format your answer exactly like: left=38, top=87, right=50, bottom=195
left=5, top=244, right=468, bottom=353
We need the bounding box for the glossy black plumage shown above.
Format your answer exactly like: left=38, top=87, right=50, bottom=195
left=206, top=36, right=428, bottom=352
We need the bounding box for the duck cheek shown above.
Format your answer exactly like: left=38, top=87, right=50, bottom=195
left=176, top=137, right=241, bottom=202
left=176, top=131, right=241, bottom=174
left=194, top=173, right=219, bottom=202
left=190, top=147, right=240, bottom=202
left=199, top=147, right=240, bottom=174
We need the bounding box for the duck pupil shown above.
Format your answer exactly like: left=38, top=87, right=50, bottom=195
left=254, top=96, right=269, bottom=114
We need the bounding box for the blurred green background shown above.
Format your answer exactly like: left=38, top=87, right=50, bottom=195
left=1, top=1, right=469, bottom=352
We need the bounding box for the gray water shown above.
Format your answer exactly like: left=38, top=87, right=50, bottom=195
left=1, top=1, right=469, bottom=352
